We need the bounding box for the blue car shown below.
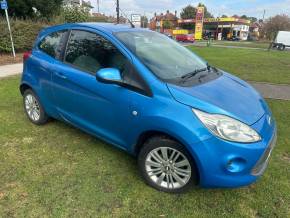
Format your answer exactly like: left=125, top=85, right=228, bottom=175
left=20, top=23, right=277, bottom=193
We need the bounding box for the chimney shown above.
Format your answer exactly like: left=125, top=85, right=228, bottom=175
left=175, top=10, right=177, bottom=17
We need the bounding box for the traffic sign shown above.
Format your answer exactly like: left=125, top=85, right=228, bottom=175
left=1, top=0, right=15, bottom=58
left=131, top=14, right=141, bottom=27
left=131, top=14, right=141, bottom=22
left=1, top=1, right=8, bottom=10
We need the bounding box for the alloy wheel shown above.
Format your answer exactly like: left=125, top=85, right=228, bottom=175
left=25, top=94, right=40, bottom=121
left=145, top=147, right=191, bottom=190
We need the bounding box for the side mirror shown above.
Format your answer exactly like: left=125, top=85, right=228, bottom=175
left=96, top=68, right=123, bottom=85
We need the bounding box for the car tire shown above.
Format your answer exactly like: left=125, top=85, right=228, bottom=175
left=138, top=136, right=198, bottom=193
left=23, top=89, right=49, bottom=125
left=278, top=44, right=286, bottom=51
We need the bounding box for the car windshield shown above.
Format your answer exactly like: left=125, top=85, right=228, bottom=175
left=114, top=31, right=207, bottom=81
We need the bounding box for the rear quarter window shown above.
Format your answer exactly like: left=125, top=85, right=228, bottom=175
left=39, top=30, right=67, bottom=59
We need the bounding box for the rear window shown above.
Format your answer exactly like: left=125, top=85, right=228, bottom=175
left=39, top=30, right=67, bottom=59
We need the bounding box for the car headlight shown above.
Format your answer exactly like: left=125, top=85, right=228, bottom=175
left=192, top=109, right=261, bottom=143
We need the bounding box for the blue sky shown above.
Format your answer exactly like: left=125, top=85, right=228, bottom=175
left=91, top=0, right=290, bottom=19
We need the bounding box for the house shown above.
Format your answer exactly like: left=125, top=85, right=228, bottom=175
left=249, top=22, right=262, bottom=40
left=149, top=10, right=178, bottom=32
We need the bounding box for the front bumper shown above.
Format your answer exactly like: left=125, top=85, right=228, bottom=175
left=251, top=129, right=277, bottom=176
left=187, top=113, right=277, bottom=188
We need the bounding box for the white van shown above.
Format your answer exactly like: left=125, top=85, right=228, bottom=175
left=273, top=31, right=290, bottom=50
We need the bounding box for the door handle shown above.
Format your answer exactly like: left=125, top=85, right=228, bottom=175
left=55, top=72, right=67, bottom=79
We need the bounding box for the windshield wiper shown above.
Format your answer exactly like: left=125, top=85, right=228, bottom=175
left=181, top=67, right=208, bottom=80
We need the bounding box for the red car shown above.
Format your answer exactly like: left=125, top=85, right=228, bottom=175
left=175, top=34, right=195, bottom=43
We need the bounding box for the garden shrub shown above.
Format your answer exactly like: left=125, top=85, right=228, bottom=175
left=0, top=8, right=109, bottom=53
left=0, top=17, right=49, bottom=52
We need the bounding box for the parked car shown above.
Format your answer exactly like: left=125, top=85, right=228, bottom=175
left=175, top=34, right=195, bottom=43
left=20, top=23, right=276, bottom=193
left=163, top=33, right=173, bottom=39
left=273, top=31, right=290, bottom=51
left=227, top=36, right=240, bottom=41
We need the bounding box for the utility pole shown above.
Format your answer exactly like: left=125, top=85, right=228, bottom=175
left=116, top=0, right=120, bottom=24
left=142, top=11, right=145, bottom=28
left=97, top=0, right=99, bottom=13
left=262, top=9, right=266, bottom=21
left=216, top=17, right=220, bottom=40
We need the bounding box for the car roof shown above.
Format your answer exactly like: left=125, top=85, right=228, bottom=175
left=79, top=22, right=137, bottom=32
left=42, top=22, right=147, bottom=36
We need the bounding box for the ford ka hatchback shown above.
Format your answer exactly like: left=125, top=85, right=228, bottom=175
left=20, top=23, right=277, bottom=193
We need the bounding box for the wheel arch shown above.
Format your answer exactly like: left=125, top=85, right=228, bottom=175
left=134, top=130, right=175, bottom=155
left=20, top=83, right=33, bottom=95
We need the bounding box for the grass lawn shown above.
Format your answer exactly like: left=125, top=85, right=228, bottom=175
left=0, top=76, right=290, bottom=217
left=209, top=41, right=270, bottom=49
left=188, top=46, right=290, bottom=85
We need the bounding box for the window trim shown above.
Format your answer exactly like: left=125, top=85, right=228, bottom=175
left=38, top=30, right=68, bottom=60
left=63, top=29, right=104, bottom=75
left=62, top=28, right=153, bottom=97
left=63, top=29, right=133, bottom=74
left=58, top=30, right=71, bottom=62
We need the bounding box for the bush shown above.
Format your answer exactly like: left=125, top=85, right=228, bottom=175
left=62, top=6, right=90, bottom=23
left=0, top=17, right=49, bottom=52
left=0, top=7, right=110, bottom=53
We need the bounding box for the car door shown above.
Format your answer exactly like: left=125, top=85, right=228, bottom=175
left=29, top=30, right=68, bottom=113
left=52, top=29, right=152, bottom=149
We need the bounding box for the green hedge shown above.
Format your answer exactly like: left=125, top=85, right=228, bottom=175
left=0, top=17, right=49, bottom=53
left=0, top=13, right=109, bottom=53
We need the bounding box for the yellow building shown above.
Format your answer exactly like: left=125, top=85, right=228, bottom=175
left=177, top=17, right=251, bottom=40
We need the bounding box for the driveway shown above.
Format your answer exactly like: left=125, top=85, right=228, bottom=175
left=0, top=63, right=23, bottom=78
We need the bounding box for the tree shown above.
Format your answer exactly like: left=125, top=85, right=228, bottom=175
left=241, top=15, right=248, bottom=19
left=180, top=5, right=196, bottom=29
left=180, top=3, right=213, bottom=19
left=162, top=20, right=172, bottom=29
left=240, top=15, right=258, bottom=23
left=261, top=14, right=290, bottom=40
left=62, top=5, right=90, bottom=23
left=197, top=3, right=213, bottom=18
left=221, top=15, right=228, bottom=18
left=33, top=0, right=63, bottom=19
left=180, top=3, right=213, bottom=29
left=249, top=17, right=258, bottom=23
left=180, top=5, right=196, bottom=19
left=141, top=16, right=148, bottom=28
left=3, top=0, right=34, bottom=18
left=2, top=0, right=63, bottom=19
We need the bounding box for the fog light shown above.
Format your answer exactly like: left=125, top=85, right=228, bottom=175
left=226, top=157, right=247, bottom=173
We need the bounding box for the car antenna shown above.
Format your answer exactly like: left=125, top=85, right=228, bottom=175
left=116, top=6, right=135, bottom=28
left=127, top=18, right=135, bottom=28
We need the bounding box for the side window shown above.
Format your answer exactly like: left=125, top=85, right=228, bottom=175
left=65, top=30, right=128, bottom=74
left=65, top=30, right=150, bottom=95
left=39, top=30, right=67, bottom=59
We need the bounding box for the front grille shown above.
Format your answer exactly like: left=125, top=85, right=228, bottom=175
left=251, top=129, right=277, bottom=176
